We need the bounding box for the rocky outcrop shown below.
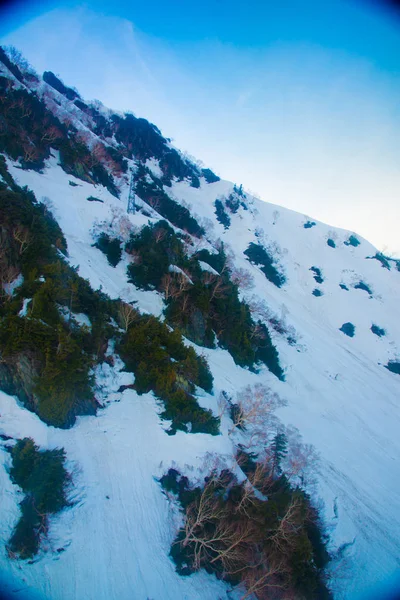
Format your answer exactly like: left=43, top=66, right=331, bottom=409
left=0, top=352, right=38, bottom=410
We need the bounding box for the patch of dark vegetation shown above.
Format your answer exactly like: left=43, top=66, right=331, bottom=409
left=244, top=243, right=286, bottom=288
left=58, top=137, right=119, bottom=197
left=161, top=449, right=331, bottom=599
left=327, top=238, right=336, bottom=248
left=385, top=361, right=400, bottom=375
left=371, top=324, right=385, bottom=337
left=107, top=113, right=201, bottom=186
left=354, top=281, right=372, bottom=295
left=1, top=151, right=217, bottom=437
left=133, top=164, right=204, bottom=236
left=339, top=322, right=355, bottom=337
left=69, top=180, right=79, bottom=187
left=126, top=220, right=191, bottom=290
left=310, top=266, right=324, bottom=284
left=304, top=220, right=316, bottom=229
left=117, top=312, right=218, bottom=434
left=0, top=74, right=119, bottom=196
left=339, top=283, right=349, bottom=290
left=165, top=249, right=284, bottom=378
left=125, top=224, right=283, bottom=377
left=7, top=438, right=70, bottom=559
left=312, top=288, right=323, bottom=297
left=344, top=235, right=360, bottom=247
left=0, top=46, right=24, bottom=83
left=74, top=99, right=88, bottom=112
left=214, top=199, right=231, bottom=229
left=202, top=168, right=220, bottom=183
left=367, top=252, right=391, bottom=270
left=87, top=195, right=103, bottom=203
left=94, top=233, right=122, bottom=267
left=0, top=162, right=116, bottom=428
left=0, top=77, right=63, bottom=171
left=43, top=71, right=80, bottom=101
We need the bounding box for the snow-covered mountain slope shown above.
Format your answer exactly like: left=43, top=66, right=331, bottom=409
left=0, top=53, right=399, bottom=600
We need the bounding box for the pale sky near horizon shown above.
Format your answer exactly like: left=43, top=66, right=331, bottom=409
left=1, top=0, right=400, bottom=254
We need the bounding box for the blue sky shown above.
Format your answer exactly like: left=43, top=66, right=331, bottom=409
left=1, top=0, right=400, bottom=253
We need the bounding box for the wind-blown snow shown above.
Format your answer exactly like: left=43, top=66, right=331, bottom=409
left=1, top=150, right=400, bottom=600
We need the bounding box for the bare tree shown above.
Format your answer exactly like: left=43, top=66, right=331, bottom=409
left=202, top=272, right=229, bottom=300
left=230, top=384, right=286, bottom=445
left=153, top=226, right=167, bottom=244
left=162, top=271, right=191, bottom=300
left=16, top=97, right=32, bottom=119
left=180, top=473, right=256, bottom=574
left=13, top=225, right=32, bottom=255
left=147, top=196, right=161, bottom=211
left=281, top=426, right=319, bottom=488
left=230, top=267, right=255, bottom=290
left=160, top=274, right=175, bottom=300
left=118, top=301, right=138, bottom=331
left=3, top=46, right=34, bottom=74
left=23, top=144, right=39, bottom=164
left=268, top=495, right=304, bottom=554
left=240, top=558, right=289, bottom=600
left=41, top=125, right=62, bottom=144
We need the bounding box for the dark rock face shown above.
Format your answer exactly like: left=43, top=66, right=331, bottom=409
left=0, top=353, right=38, bottom=410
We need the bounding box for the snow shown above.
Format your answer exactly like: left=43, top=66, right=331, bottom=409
left=168, top=264, right=193, bottom=283
left=71, top=312, right=91, bottom=329
left=3, top=274, right=24, bottom=297
left=0, top=385, right=233, bottom=600
left=145, top=158, right=163, bottom=179
left=198, top=260, right=219, bottom=276
left=18, top=298, right=31, bottom=317
left=1, top=92, right=400, bottom=600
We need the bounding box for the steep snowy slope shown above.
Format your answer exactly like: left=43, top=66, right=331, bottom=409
left=0, top=54, right=399, bottom=600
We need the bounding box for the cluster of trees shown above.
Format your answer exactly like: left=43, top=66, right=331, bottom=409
left=1, top=160, right=219, bottom=435
left=0, top=49, right=127, bottom=196
left=244, top=243, right=286, bottom=288
left=125, top=222, right=283, bottom=377
left=344, top=235, right=360, bottom=247
left=354, top=281, right=372, bottom=295
left=58, top=135, right=119, bottom=197
left=202, top=168, right=220, bottom=183
left=133, top=164, right=205, bottom=236
left=109, top=113, right=202, bottom=187
left=385, top=361, right=400, bottom=375
left=0, top=75, right=63, bottom=169
left=43, top=71, right=80, bottom=101
left=117, top=311, right=218, bottom=434
left=7, top=438, right=70, bottom=559
left=310, top=267, right=324, bottom=285
left=312, top=289, right=323, bottom=297
left=94, top=232, right=122, bottom=267
left=369, top=253, right=391, bottom=270
left=0, top=159, right=116, bottom=427
left=371, top=324, right=385, bottom=337
left=214, top=187, right=248, bottom=229
left=161, top=384, right=331, bottom=599
left=339, top=323, right=355, bottom=337
left=214, top=199, right=231, bottom=229
left=246, top=297, right=298, bottom=347
left=126, top=220, right=192, bottom=289
left=0, top=71, right=120, bottom=196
